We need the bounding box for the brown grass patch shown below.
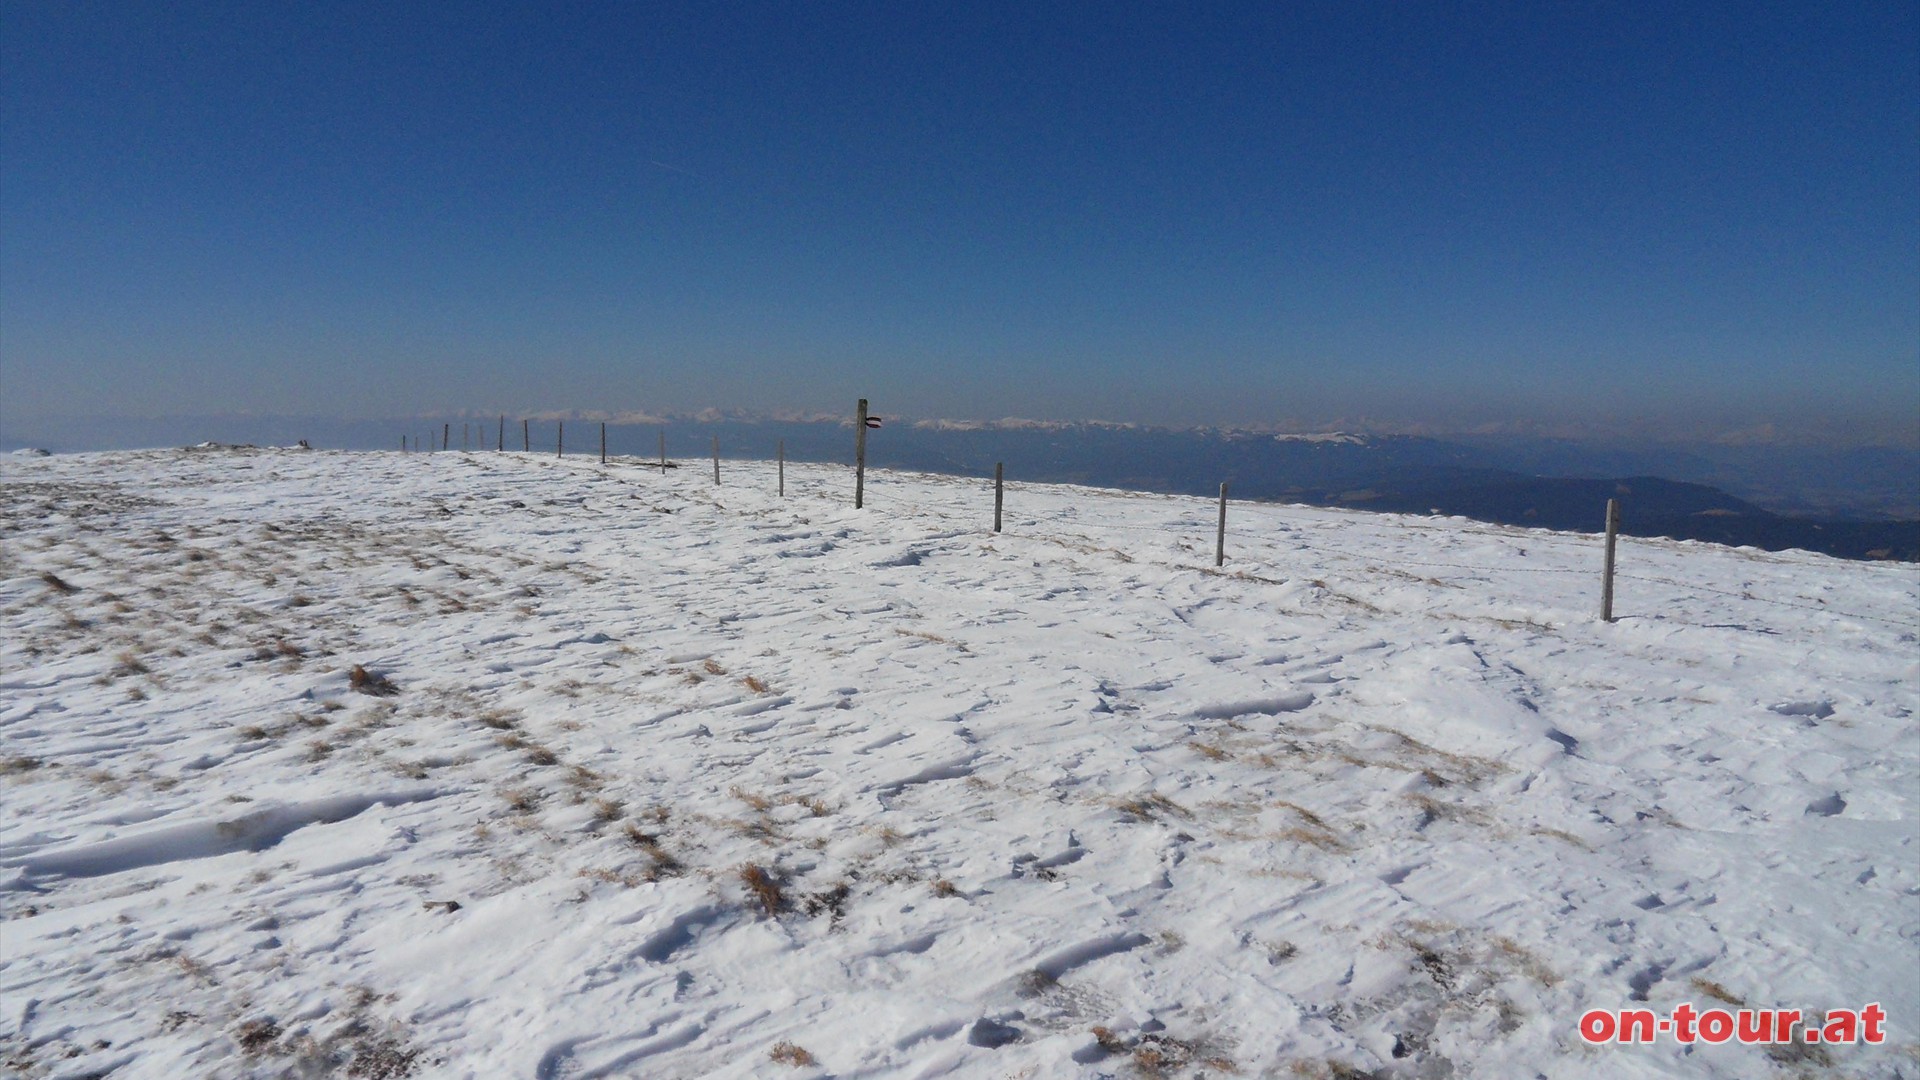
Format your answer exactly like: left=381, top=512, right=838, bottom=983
left=730, top=786, right=772, bottom=811
left=349, top=664, right=398, bottom=696
left=769, top=1041, right=815, bottom=1067
left=1114, top=793, right=1188, bottom=821
left=740, top=864, right=784, bottom=916
left=1689, top=977, right=1745, bottom=1006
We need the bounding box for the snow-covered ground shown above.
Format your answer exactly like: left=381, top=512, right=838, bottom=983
left=1, top=448, right=1914, bottom=1079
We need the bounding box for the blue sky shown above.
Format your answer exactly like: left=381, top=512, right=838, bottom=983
left=3, top=2, right=1915, bottom=442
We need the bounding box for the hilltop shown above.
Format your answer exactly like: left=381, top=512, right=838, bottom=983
left=2, top=448, right=1914, bottom=1078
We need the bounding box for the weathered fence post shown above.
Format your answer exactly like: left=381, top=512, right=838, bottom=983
left=522, top=419, right=529, bottom=452
left=1215, top=482, right=1229, bottom=567
left=1601, top=498, right=1620, bottom=622
left=994, top=462, right=1004, bottom=533
left=712, top=436, right=720, bottom=484
left=498, top=415, right=504, bottom=451
left=778, top=439, right=785, bottom=496
left=443, top=423, right=449, bottom=451
left=463, top=423, right=469, bottom=451
left=854, top=398, right=869, bottom=509
left=600, top=422, right=607, bottom=465
left=557, top=421, right=564, bottom=458
left=401, top=435, right=407, bottom=452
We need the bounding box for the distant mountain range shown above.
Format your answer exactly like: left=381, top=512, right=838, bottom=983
left=5, top=412, right=1915, bottom=561
left=815, top=424, right=1917, bottom=562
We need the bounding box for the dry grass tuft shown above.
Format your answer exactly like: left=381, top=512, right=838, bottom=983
left=234, top=1017, right=282, bottom=1054
left=1114, top=793, right=1188, bottom=822
left=769, top=1041, right=815, bottom=1067
left=730, top=786, right=773, bottom=811
left=742, top=674, right=770, bottom=694
left=931, top=879, right=960, bottom=898
left=349, top=664, right=398, bottom=696
left=524, top=746, right=559, bottom=767
left=739, top=863, right=784, bottom=917
left=502, top=787, right=542, bottom=813
left=39, top=571, right=78, bottom=594
left=253, top=639, right=303, bottom=662
left=1688, top=977, right=1746, bottom=1007
left=625, top=830, right=683, bottom=878
left=780, top=793, right=832, bottom=817
left=1132, top=1032, right=1199, bottom=1075
left=702, top=658, right=726, bottom=676
left=801, top=883, right=850, bottom=926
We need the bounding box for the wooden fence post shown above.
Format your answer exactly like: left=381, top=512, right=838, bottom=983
left=854, top=398, right=868, bottom=509
left=442, top=423, right=449, bottom=452
left=994, top=463, right=1004, bottom=533
left=778, top=439, right=785, bottom=496
left=401, top=435, right=407, bottom=453
left=557, top=421, right=564, bottom=458
left=1601, top=498, right=1620, bottom=622
left=463, top=423, right=469, bottom=451
left=600, top=422, right=607, bottom=465
left=712, top=436, right=721, bottom=484
left=498, top=415, right=504, bottom=451
left=522, top=419, right=529, bottom=452
left=1215, top=482, right=1229, bottom=567
left=658, top=431, right=666, bottom=472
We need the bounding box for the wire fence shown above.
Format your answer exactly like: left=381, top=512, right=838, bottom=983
left=407, top=440, right=1920, bottom=633
left=993, top=489, right=1918, bottom=631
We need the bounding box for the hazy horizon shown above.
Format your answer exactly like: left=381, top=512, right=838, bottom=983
left=4, top=405, right=1917, bottom=453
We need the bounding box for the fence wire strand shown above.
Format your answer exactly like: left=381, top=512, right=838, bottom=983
left=1009, top=506, right=1917, bottom=631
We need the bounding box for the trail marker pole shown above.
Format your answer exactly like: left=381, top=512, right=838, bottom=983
left=522, top=419, right=529, bottom=452
left=854, top=398, right=868, bottom=509
left=557, top=421, right=564, bottom=458
left=600, top=422, right=607, bottom=465
left=712, top=436, right=721, bottom=484
left=498, top=415, right=504, bottom=451
left=658, top=431, right=666, bottom=472
left=401, top=435, right=406, bottom=452
left=994, top=462, right=1004, bottom=533
left=463, top=423, right=469, bottom=451
left=442, top=423, right=449, bottom=452
left=1215, top=482, right=1229, bottom=567
left=778, top=439, right=785, bottom=496
left=1601, top=498, right=1620, bottom=622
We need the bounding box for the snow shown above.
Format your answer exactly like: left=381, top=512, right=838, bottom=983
left=1, top=447, right=1914, bottom=1079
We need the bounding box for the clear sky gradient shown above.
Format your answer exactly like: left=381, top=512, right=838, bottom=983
left=4, top=2, right=1915, bottom=442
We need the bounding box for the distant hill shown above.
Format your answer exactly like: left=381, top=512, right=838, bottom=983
left=1310, top=474, right=1920, bottom=562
